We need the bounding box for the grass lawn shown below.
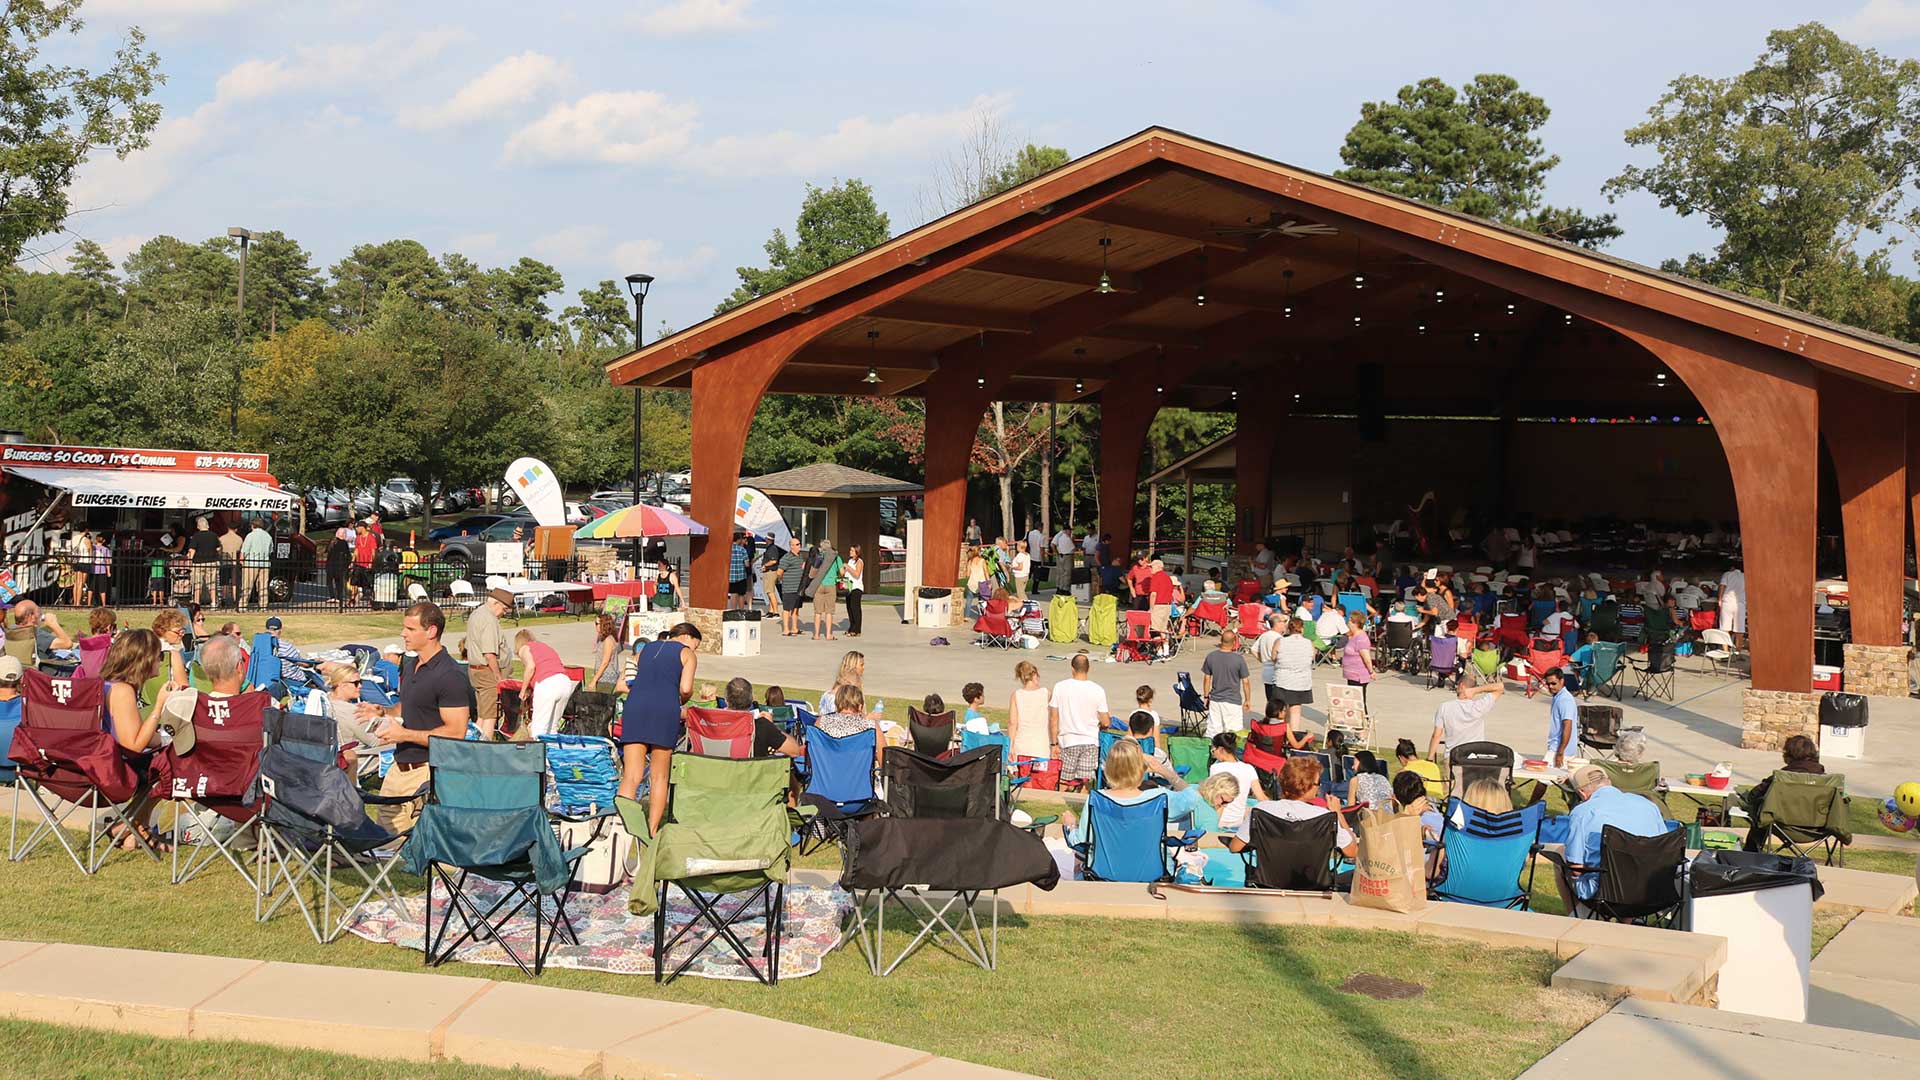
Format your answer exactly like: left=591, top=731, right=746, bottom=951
left=0, top=826, right=1604, bottom=1080
left=0, top=1018, right=546, bottom=1080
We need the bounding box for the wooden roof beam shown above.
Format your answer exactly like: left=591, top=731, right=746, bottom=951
left=1082, top=206, right=1248, bottom=251
left=965, top=254, right=1139, bottom=292
left=870, top=301, right=1034, bottom=333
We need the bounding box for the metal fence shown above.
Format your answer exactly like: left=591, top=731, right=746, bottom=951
left=3, top=551, right=593, bottom=612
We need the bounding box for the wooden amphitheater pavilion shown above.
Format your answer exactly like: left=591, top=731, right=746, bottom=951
left=609, top=126, right=1920, bottom=737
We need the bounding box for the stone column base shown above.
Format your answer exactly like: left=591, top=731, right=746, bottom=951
left=1740, top=689, right=1818, bottom=751
left=684, top=607, right=724, bottom=654
left=1843, top=642, right=1910, bottom=698
left=948, top=586, right=968, bottom=627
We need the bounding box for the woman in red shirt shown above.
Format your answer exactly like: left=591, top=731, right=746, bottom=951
left=514, top=629, right=578, bottom=740
left=351, top=524, right=378, bottom=606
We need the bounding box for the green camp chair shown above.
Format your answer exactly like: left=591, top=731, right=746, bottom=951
left=1596, top=760, right=1666, bottom=818
left=1166, top=736, right=1211, bottom=786
left=1583, top=641, right=1627, bottom=700
left=1470, top=647, right=1501, bottom=680
left=1300, top=620, right=1340, bottom=666
left=401, top=737, right=590, bottom=978
left=1087, top=594, right=1119, bottom=649
left=1046, top=594, right=1079, bottom=644
left=619, top=753, right=801, bottom=986
left=1749, top=771, right=1851, bottom=866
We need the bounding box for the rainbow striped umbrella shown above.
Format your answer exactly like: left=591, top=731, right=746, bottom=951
left=574, top=503, right=709, bottom=540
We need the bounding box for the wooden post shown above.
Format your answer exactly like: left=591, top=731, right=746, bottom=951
left=1183, top=470, right=1193, bottom=568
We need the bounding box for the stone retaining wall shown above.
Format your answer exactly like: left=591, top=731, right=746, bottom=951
left=682, top=606, right=723, bottom=654
left=1740, top=688, right=1818, bottom=751
left=1842, top=642, right=1909, bottom=699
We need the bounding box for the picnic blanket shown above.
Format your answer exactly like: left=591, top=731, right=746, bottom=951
left=345, top=879, right=849, bottom=981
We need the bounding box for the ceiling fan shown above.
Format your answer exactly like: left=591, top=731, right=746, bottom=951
left=1211, top=213, right=1339, bottom=240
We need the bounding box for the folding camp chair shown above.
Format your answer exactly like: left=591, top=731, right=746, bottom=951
left=795, top=727, right=880, bottom=855
left=622, top=753, right=796, bottom=986
left=1072, top=790, right=1179, bottom=882
left=1581, top=641, right=1627, bottom=700
left=1240, top=809, right=1338, bottom=891
left=1447, top=741, right=1515, bottom=799
left=1114, top=609, right=1166, bottom=664
left=1301, top=620, right=1341, bottom=667
left=1748, top=771, right=1850, bottom=866
left=1045, top=594, right=1078, bottom=644
left=684, top=708, right=757, bottom=759
left=74, top=634, right=111, bottom=679
left=1576, top=705, right=1627, bottom=759
left=1172, top=672, right=1207, bottom=735
left=1324, top=683, right=1372, bottom=747
left=7, top=669, right=159, bottom=874
left=1235, top=602, right=1267, bottom=641
left=1087, top=594, right=1120, bottom=650
left=1430, top=799, right=1545, bottom=908
left=1493, top=613, right=1530, bottom=658
left=839, top=813, right=1059, bottom=976
left=1425, top=635, right=1460, bottom=690
left=1629, top=642, right=1677, bottom=702
left=1541, top=824, right=1687, bottom=926
left=1186, top=598, right=1230, bottom=637
left=1521, top=641, right=1566, bottom=697
left=972, top=598, right=1019, bottom=650
left=1469, top=645, right=1501, bottom=681
left=244, top=633, right=283, bottom=697
left=1563, top=760, right=1667, bottom=818
left=402, top=737, right=590, bottom=978
left=152, top=690, right=271, bottom=888
left=255, top=708, right=418, bottom=943
left=1166, top=735, right=1213, bottom=791
left=907, top=707, right=956, bottom=757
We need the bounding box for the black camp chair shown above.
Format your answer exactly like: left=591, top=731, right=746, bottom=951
left=906, top=708, right=956, bottom=758
left=1629, top=643, right=1677, bottom=702
left=1239, top=809, right=1340, bottom=892
left=1576, top=705, right=1625, bottom=758
left=1541, top=824, right=1687, bottom=927
left=1446, top=740, right=1515, bottom=798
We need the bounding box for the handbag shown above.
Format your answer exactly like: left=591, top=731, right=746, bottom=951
left=558, top=812, right=632, bottom=894
left=1350, top=809, right=1428, bottom=913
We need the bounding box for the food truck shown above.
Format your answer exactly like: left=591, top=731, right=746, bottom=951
left=0, top=441, right=313, bottom=604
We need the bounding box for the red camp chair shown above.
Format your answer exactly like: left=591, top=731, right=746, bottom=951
left=1521, top=641, right=1568, bottom=697
left=1493, top=613, right=1531, bottom=658
left=151, top=690, right=270, bottom=887
left=1242, top=718, right=1292, bottom=786
left=1115, top=609, right=1165, bottom=664
left=1453, top=615, right=1479, bottom=649
left=1689, top=608, right=1717, bottom=633
left=74, top=634, right=112, bottom=679
left=1235, top=603, right=1268, bottom=641
left=685, top=708, right=757, bottom=759
left=7, top=669, right=151, bottom=874
left=1186, top=599, right=1230, bottom=637
left=972, top=597, right=1018, bottom=649
left=1230, top=579, right=1262, bottom=605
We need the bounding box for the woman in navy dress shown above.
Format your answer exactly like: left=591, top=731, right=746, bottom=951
left=620, top=621, right=701, bottom=833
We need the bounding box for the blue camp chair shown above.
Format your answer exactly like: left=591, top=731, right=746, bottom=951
left=795, top=727, right=879, bottom=854
left=400, top=737, right=590, bottom=977
left=1338, top=591, right=1370, bottom=621
left=245, top=633, right=283, bottom=696
left=1072, top=791, right=1179, bottom=882
left=1429, top=798, right=1546, bottom=909
left=539, top=734, right=619, bottom=817
left=1172, top=671, right=1207, bottom=735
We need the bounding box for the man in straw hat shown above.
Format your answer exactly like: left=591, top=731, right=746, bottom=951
left=465, top=587, right=512, bottom=739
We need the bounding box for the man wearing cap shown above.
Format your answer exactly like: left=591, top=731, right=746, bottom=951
left=1146, top=559, right=1175, bottom=634
left=465, top=587, right=511, bottom=739
left=1559, top=762, right=1667, bottom=910
left=1542, top=668, right=1577, bottom=768
left=262, top=616, right=304, bottom=664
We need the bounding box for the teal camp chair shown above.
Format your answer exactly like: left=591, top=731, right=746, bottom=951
left=402, top=737, right=589, bottom=977
left=1583, top=641, right=1627, bottom=700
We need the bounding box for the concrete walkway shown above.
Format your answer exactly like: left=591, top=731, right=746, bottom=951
left=1810, top=912, right=1920, bottom=1040
left=0, top=940, right=1038, bottom=1079
left=1521, top=998, right=1920, bottom=1078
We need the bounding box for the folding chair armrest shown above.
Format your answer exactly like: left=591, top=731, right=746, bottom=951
left=552, top=807, right=617, bottom=824
left=1024, top=814, right=1060, bottom=829
left=363, top=787, right=430, bottom=806
left=558, top=844, right=595, bottom=867
left=790, top=804, right=820, bottom=820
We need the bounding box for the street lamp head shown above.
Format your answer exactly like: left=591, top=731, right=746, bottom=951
left=624, top=272, right=655, bottom=298
left=227, top=227, right=252, bottom=241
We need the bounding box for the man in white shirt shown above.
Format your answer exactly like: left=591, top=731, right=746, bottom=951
left=1253, top=612, right=1286, bottom=708
left=1026, top=523, right=1045, bottom=562
left=1048, top=652, right=1110, bottom=789
left=1081, top=531, right=1098, bottom=556
left=1540, top=602, right=1577, bottom=641
left=1051, top=528, right=1074, bottom=593
left=1250, top=542, right=1276, bottom=589
left=1428, top=670, right=1504, bottom=761
left=1315, top=603, right=1348, bottom=646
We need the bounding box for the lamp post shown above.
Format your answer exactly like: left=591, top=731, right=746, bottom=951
left=624, top=273, right=654, bottom=501
left=228, top=226, right=253, bottom=440
left=624, top=273, right=654, bottom=575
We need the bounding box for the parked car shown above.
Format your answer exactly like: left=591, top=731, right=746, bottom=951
left=349, top=487, right=410, bottom=519
left=564, top=501, right=605, bottom=525
left=426, top=513, right=522, bottom=543
left=437, top=516, right=536, bottom=569
left=381, top=477, right=425, bottom=515
left=303, top=487, right=350, bottom=526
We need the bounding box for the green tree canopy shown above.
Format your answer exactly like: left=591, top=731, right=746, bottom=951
left=718, top=179, right=890, bottom=313
left=1336, top=74, right=1621, bottom=248
left=1605, top=22, right=1920, bottom=330
left=0, top=1, right=162, bottom=268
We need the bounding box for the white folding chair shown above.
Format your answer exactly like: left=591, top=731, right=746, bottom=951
left=448, top=578, right=482, bottom=615
left=1698, top=628, right=1736, bottom=676
left=406, top=582, right=429, bottom=604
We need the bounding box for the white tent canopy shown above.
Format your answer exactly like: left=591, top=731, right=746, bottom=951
left=6, top=465, right=293, bottom=512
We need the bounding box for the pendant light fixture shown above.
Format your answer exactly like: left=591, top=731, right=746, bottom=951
left=1282, top=268, right=1294, bottom=318
left=862, top=327, right=881, bottom=384
left=1096, top=235, right=1115, bottom=294
left=1073, top=347, right=1086, bottom=394
left=1193, top=249, right=1208, bottom=308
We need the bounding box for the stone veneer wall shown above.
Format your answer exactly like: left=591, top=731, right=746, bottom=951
left=684, top=607, right=724, bottom=654
left=1842, top=642, right=1909, bottom=699
left=1740, top=689, right=1818, bottom=751
left=948, top=586, right=968, bottom=627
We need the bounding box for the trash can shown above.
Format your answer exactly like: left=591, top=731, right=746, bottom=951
left=721, top=608, right=760, bottom=657
left=1680, top=850, right=1824, bottom=1021
left=1818, top=691, right=1867, bottom=760
left=915, top=586, right=952, bottom=629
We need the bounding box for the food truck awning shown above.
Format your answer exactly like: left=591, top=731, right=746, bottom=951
left=5, top=465, right=294, bottom=512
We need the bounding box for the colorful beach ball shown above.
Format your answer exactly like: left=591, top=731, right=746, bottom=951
left=1879, top=798, right=1916, bottom=834
left=1896, top=781, right=1920, bottom=819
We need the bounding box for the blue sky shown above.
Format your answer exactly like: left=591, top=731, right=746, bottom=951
left=44, top=0, right=1920, bottom=336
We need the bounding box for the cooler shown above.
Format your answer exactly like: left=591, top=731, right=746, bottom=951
left=916, top=586, right=952, bottom=629
left=1680, top=851, right=1822, bottom=1021
left=1811, top=665, right=1842, bottom=692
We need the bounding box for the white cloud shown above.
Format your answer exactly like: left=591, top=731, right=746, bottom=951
left=610, top=238, right=719, bottom=281
left=530, top=225, right=608, bottom=264
left=1837, top=0, right=1920, bottom=40
left=399, top=52, right=571, bottom=131
left=680, top=93, right=1011, bottom=177
left=86, top=0, right=256, bottom=17
left=451, top=232, right=501, bottom=256
left=631, top=0, right=762, bottom=36
left=306, top=105, right=362, bottom=131
left=502, top=91, right=699, bottom=165
left=69, top=29, right=465, bottom=215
